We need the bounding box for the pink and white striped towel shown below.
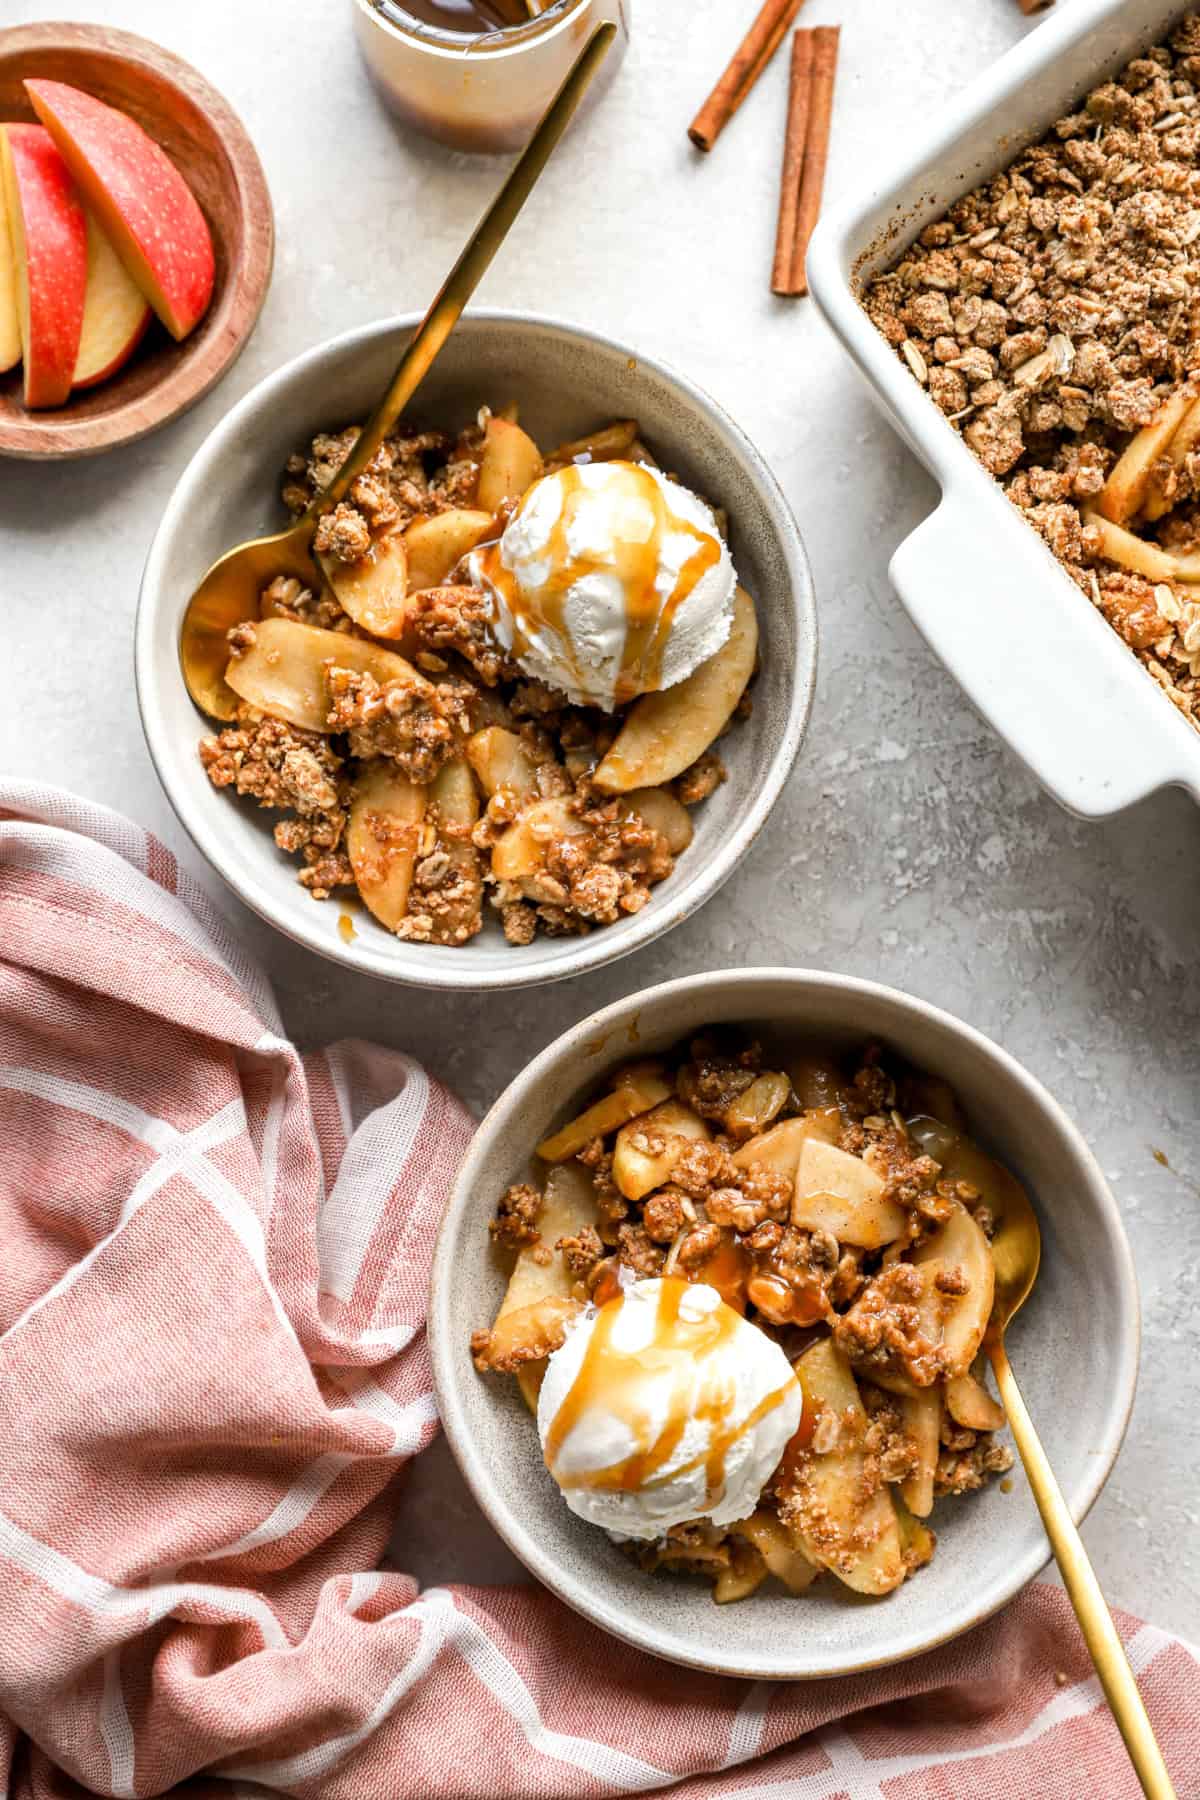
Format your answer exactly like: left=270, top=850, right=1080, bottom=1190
left=0, top=783, right=1195, bottom=1799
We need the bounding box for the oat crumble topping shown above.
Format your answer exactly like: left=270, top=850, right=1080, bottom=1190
left=864, top=16, right=1200, bottom=730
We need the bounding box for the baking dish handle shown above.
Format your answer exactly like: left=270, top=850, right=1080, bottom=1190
left=889, top=489, right=1199, bottom=818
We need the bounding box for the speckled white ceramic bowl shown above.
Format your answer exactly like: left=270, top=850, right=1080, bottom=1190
left=431, top=968, right=1140, bottom=1679
left=136, top=312, right=815, bottom=991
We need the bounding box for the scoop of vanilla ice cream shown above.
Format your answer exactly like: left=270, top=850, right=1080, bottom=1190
left=468, top=460, right=736, bottom=711
left=536, top=1277, right=802, bottom=1541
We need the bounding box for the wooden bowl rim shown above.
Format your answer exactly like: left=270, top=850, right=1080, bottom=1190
left=0, top=20, right=273, bottom=459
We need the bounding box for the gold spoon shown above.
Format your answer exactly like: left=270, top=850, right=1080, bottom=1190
left=985, top=1184, right=1175, bottom=1798
left=179, top=21, right=616, bottom=722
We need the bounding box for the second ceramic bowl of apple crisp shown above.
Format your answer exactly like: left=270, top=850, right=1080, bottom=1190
left=136, top=312, right=815, bottom=990
left=430, top=967, right=1140, bottom=1679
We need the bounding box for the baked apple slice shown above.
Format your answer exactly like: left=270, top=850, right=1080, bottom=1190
left=899, top=1386, right=941, bottom=1518
left=346, top=762, right=426, bottom=931
left=894, top=1493, right=936, bottom=1572
left=731, top=1108, right=841, bottom=1181
left=466, top=726, right=542, bottom=801
left=491, top=796, right=585, bottom=887
left=224, top=618, right=432, bottom=732
left=424, top=757, right=484, bottom=945
left=1096, top=389, right=1192, bottom=525
left=545, top=419, right=638, bottom=469
left=614, top=786, right=693, bottom=853
left=476, top=415, right=543, bottom=511
left=319, top=528, right=410, bottom=640
left=537, top=1063, right=674, bottom=1163
left=1144, top=397, right=1200, bottom=521
left=945, top=1368, right=1006, bottom=1433
left=788, top=1055, right=848, bottom=1110
left=912, top=1198, right=995, bottom=1377
left=791, top=1138, right=907, bottom=1249
left=732, top=1510, right=818, bottom=1595
left=724, top=1071, right=791, bottom=1137
left=1081, top=512, right=1179, bottom=584
left=404, top=508, right=495, bottom=590
left=593, top=585, right=757, bottom=793
left=480, top=1162, right=597, bottom=1410
left=787, top=1339, right=905, bottom=1595
left=713, top=1541, right=768, bottom=1604
left=612, top=1098, right=710, bottom=1201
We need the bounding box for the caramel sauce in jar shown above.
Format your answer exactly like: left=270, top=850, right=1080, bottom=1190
left=356, top=0, right=629, bottom=156
left=542, top=1277, right=794, bottom=1509
left=388, top=0, right=522, bottom=29
left=475, top=462, right=722, bottom=705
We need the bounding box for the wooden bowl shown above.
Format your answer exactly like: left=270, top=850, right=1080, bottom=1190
left=0, top=23, right=273, bottom=458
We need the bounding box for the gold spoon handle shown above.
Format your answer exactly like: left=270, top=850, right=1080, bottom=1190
left=316, top=20, right=615, bottom=514
left=987, top=1336, right=1176, bottom=1799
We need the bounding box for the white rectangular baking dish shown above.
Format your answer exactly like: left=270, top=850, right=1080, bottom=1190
left=807, top=0, right=1200, bottom=817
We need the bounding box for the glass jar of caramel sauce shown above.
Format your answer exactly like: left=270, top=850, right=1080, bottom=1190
left=352, top=0, right=630, bottom=153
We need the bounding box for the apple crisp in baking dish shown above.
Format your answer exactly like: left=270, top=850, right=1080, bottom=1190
left=471, top=1035, right=1016, bottom=1603
left=864, top=13, right=1200, bottom=735
left=198, top=409, right=758, bottom=948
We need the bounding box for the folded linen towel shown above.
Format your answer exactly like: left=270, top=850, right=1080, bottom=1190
left=0, top=785, right=1194, bottom=1800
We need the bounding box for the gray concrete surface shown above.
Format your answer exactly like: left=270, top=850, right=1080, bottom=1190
left=2, top=0, right=1197, bottom=1638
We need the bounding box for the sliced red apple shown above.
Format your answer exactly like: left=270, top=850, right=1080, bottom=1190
left=0, top=153, right=20, bottom=374
left=26, top=79, right=213, bottom=342
left=0, top=124, right=87, bottom=408
left=73, top=210, right=151, bottom=387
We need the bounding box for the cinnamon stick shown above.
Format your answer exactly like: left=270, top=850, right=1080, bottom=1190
left=689, top=0, right=807, bottom=153
left=771, top=31, right=814, bottom=294
left=775, top=25, right=840, bottom=297
left=1016, top=0, right=1055, bottom=13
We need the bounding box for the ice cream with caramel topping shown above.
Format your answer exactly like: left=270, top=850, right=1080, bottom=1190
left=468, top=460, right=737, bottom=710
left=536, top=1276, right=802, bottom=1540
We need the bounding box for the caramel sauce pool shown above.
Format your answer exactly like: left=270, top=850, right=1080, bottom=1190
left=476, top=463, right=722, bottom=705
left=692, top=1236, right=750, bottom=1312
left=542, top=1277, right=794, bottom=1507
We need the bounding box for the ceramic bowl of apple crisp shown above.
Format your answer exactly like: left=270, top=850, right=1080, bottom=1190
left=430, top=968, right=1139, bottom=1678
left=136, top=313, right=814, bottom=988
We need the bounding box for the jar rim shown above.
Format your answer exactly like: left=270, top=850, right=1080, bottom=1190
left=358, top=0, right=588, bottom=55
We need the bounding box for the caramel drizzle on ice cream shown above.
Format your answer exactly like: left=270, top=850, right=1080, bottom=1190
left=477, top=462, right=722, bottom=705
left=542, top=1277, right=794, bottom=1505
